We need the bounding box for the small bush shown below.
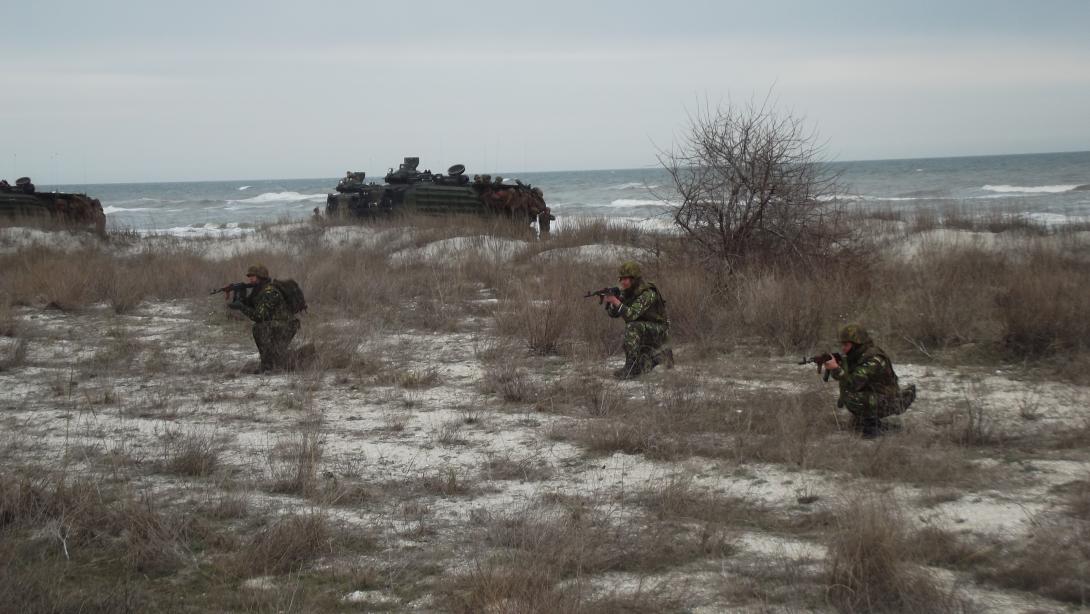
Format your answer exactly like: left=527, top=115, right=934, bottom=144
left=235, top=511, right=333, bottom=576
left=160, top=426, right=221, bottom=477
left=825, top=495, right=965, bottom=612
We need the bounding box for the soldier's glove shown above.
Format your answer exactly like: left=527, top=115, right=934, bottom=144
left=227, top=301, right=243, bottom=310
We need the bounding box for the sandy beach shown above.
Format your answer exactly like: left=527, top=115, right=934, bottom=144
left=0, top=214, right=1087, bottom=612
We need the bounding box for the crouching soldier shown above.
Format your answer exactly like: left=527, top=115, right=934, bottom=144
left=602, top=261, right=673, bottom=379
left=229, top=264, right=301, bottom=373
left=824, top=324, right=916, bottom=438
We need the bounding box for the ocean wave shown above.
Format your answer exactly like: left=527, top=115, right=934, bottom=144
left=607, top=182, right=660, bottom=190
left=982, top=184, right=1078, bottom=194
left=1020, top=212, right=1079, bottom=226
left=103, top=205, right=154, bottom=214
left=138, top=223, right=253, bottom=238
left=238, top=185, right=252, bottom=191
left=227, top=191, right=328, bottom=205
left=608, top=198, right=672, bottom=208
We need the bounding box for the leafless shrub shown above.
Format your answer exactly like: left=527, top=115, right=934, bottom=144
left=233, top=510, right=334, bottom=576
left=435, top=422, right=469, bottom=446
left=417, top=466, right=474, bottom=497
left=0, top=338, right=27, bottom=371
left=996, top=253, right=1090, bottom=357
left=1063, top=479, right=1090, bottom=522
left=481, top=452, right=554, bottom=482
left=908, top=526, right=993, bottom=570
left=380, top=365, right=441, bottom=389
left=561, top=374, right=622, bottom=417
left=737, top=271, right=836, bottom=352
left=0, top=300, right=17, bottom=337
left=99, top=261, right=147, bottom=314
left=881, top=245, right=1004, bottom=352
left=159, top=426, right=222, bottom=477
left=974, top=519, right=1090, bottom=605
left=481, top=361, right=538, bottom=402
left=825, top=494, right=966, bottom=612
left=268, top=420, right=324, bottom=496
left=203, top=493, right=249, bottom=520
left=942, top=382, right=1002, bottom=446
left=658, top=96, right=851, bottom=273
left=634, top=473, right=763, bottom=526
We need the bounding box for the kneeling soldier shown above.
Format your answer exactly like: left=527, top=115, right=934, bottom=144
left=602, top=261, right=672, bottom=379
left=824, top=323, right=916, bottom=438
left=229, top=264, right=300, bottom=373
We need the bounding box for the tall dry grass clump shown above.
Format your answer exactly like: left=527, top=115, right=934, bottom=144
left=233, top=510, right=333, bottom=576
left=439, top=504, right=727, bottom=612
left=996, top=249, right=1090, bottom=357
left=824, top=495, right=964, bottom=612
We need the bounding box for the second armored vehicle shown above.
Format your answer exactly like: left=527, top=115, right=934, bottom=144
left=326, top=157, right=554, bottom=234
left=0, top=177, right=106, bottom=235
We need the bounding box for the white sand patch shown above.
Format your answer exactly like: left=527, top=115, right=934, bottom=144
left=341, top=590, right=399, bottom=606
left=0, top=227, right=100, bottom=253
left=390, top=235, right=528, bottom=265
left=888, top=227, right=1090, bottom=261
left=736, top=531, right=824, bottom=560
left=922, top=495, right=1046, bottom=536
left=533, top=243, right=657, bottom=264
left=318, top=225, right=410, bottom=250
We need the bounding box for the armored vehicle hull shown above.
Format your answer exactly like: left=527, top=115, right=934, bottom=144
left=326, top=157, right=554, bottom=233
left=0, top=178, right=106, bottom=234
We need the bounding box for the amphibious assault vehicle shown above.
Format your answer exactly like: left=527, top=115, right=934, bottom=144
left=0, top=177, right=106, bottom=234
left=325, top=157, right=554, bottom=234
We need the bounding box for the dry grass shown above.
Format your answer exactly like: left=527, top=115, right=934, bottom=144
left=438, top=503, right=733, bottom=613
left=1, top=213, right=1088, bottom=610
left=267, top=419, right=324, bottom=496
left=232, top=510, right=336, bottom=576
left=824, top=494, right=969, bottom=612
left=973, top=520, right=1090, bottom=606
left=159, top=425, right=223, bottom=477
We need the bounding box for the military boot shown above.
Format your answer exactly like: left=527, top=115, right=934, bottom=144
left=613, top=358, right=643, bottom=380
left=899, top=384, right=917, bottom=413
left=860, top=417, right=882, bottom=439
left=651, top=348, right=675, bottom=370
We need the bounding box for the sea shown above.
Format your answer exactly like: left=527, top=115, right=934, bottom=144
left=30, top=150, right=1090, bottom=236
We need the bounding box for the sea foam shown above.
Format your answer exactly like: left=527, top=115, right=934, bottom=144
left=228, top=191, right=328, bottom=205
left=982, top=184, right=1078, bottom=194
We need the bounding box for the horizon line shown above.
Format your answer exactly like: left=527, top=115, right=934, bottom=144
left=30, top=148, right=1090, bottom=187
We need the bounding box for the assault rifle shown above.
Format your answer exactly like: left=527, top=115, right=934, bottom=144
left=583, top=286, right=621, bottom=304
left=799, top=352, right=843, bottom=382
left=210, top=282, right=254, bottom=303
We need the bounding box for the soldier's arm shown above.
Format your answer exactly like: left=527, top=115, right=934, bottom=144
left=240, top=288, right=280, bottom=322
left=605, top=302, right=622, bottom=318
left=617, top=289, right=657, bottom=323
left=832, top=356, right=886, bottom=392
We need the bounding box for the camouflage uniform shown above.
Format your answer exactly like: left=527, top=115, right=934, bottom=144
left=828, top=324, right=915, bottom=436
left=236, top=272, right=300, bottom=372
left=607, top=262, right=670, bottom=379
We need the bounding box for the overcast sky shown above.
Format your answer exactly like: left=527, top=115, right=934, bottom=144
left=2, top=0, right=1088, bottom=183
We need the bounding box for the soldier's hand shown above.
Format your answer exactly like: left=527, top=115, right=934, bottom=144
left=227, top=301, right=243, bottom=311
left=604, top=295, right=621, bottom=307
left=823, top=356, right=839, bottom=371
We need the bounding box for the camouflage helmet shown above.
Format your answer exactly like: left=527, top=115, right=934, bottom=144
left=494, top=176, right=504, bottom=184
left=246, top=263, right=270, bottom=279
left=838, top=323, right=872, bottom=345
left=481, top=174, right=491, bottom=183
left=617, top=261, right=642, bottom=279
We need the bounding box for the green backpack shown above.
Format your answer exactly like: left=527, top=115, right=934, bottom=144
left=272, top=279, right=308, bottom=314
